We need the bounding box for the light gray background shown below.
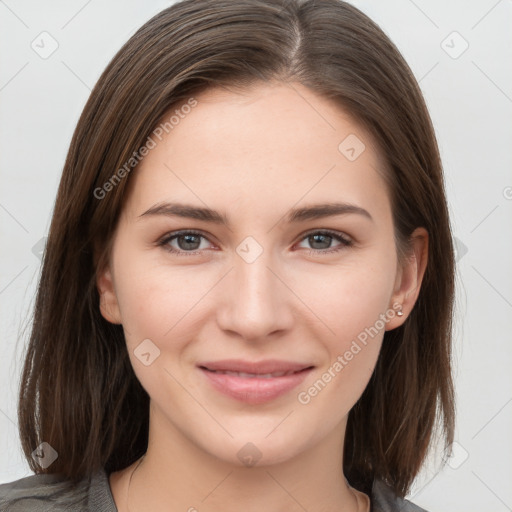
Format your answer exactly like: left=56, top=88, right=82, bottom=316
left=1, top=1, right=511, bottom=511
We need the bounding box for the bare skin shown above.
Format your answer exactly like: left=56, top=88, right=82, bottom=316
left=98, top=81, right=428, bottom=512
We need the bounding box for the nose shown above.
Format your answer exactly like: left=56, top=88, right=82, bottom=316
left=216, top=244, right=295, bottom=342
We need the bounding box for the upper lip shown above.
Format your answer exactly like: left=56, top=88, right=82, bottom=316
left=198, top=359, right=314, bottom=374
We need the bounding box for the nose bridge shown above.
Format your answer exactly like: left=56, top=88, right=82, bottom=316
left=234, top=235, right=280, bottom=309
left=217, top=235, right=292, bottom=339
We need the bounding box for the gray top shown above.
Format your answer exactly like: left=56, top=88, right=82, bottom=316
left=0, top=468, right=428, bottom=511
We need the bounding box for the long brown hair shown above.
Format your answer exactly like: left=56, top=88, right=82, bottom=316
left=18, top=0, right=455, bottom=498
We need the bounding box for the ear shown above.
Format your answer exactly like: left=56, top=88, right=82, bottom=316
left=96, top=265, right=122, bottom=325
left=386, top=227, right=428, bottom=330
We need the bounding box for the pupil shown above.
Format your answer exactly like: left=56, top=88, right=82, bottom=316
left=180, top=234, right=199, bottom=250
left=310, top=234, right=330, bottom=249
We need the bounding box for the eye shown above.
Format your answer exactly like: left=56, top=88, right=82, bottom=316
left=296, top=230, right=353, bottom=255
left=158, top=230, right=213, bottom=255
left=157, top=229, right=353, bottom=256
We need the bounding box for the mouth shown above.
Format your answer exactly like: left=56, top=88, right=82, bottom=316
left=197, top=360, right=314, bottom=404
left=200, top=368, right=308, bottom=378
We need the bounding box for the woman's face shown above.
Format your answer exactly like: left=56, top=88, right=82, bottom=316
left=98, top=81, right=424, bottom=467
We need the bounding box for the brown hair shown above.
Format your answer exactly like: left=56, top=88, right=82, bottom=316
left=18, top=0, right=455, bottom=498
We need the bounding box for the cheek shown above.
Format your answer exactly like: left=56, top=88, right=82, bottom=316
left=297, top=268, right=388, bottom=416
left=112, top=239, right=201, bottom=325
left=327, top=333, right=382, bottom=399
left=295, top=337, right=381, bottom=439
left=110, top=255, right=183, bottom=349
left=113, top=270, right=193, bottom=396
left=114, top=247, right=395, bottom=347
left=111, top=259, right=220, bottom=383
left=302, top=258, right=395, bottom=337
left=300, top=260, right=393, bottom=400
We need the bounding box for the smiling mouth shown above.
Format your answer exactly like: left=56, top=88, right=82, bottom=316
left=200, top=367, right=312, bottom=379
left=198, top=365, right=315, bottom=404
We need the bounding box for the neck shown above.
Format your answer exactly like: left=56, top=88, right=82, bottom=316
left=112, top=405, right=368, bottom=512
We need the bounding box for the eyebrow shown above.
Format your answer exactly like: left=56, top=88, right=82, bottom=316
left=138, top=201, right=373, bottom=225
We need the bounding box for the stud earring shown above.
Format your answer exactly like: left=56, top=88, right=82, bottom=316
left=397, top=306, right=404, bottom=316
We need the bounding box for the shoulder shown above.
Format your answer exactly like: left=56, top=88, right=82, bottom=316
left=0, top=468, right=116, bottom=512
left=371, top=478, right=429, bottom=512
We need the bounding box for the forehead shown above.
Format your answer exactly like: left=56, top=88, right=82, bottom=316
left=125, top=81, right=391, bottom=225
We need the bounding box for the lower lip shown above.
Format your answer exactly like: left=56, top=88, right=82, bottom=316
left=199, top=367, right=313, bottom=404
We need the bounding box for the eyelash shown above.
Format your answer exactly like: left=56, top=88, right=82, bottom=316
left=157, top=229, right=353, bottom=256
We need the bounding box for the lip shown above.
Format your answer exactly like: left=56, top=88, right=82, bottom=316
left=197, top=359, right=314, bottom=405
left=198, top=359, right=313, bottom=374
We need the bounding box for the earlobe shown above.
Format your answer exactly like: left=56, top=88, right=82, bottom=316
left=96, top=266, right=122, bottom=325
left=386, top=227, right=429, bottom=330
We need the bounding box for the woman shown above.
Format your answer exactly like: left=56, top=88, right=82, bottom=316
left=0, top=0, right=455, bottom=510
